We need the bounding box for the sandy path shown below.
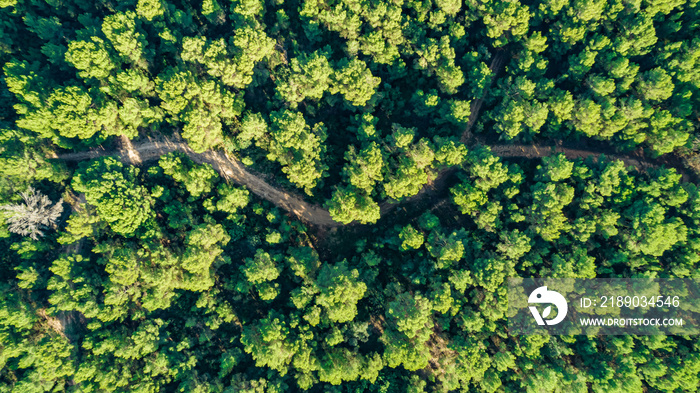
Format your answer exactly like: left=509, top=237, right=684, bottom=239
left=59, top=135, right=337, bottom=227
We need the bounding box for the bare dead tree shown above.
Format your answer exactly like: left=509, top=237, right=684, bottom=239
left=1, top=187, right=64, bottom=240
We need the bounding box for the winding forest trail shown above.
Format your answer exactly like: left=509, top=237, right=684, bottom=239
left=57, top=134, right=692, bottom=228
left=59, top=134, right=338, bottom=226
left=57, top=51, right=693, bottom=228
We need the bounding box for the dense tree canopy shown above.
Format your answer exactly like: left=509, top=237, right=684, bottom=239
left=1, top=0, right=699, bottom=392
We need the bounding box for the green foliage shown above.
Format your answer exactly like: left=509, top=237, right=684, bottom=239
left=156, top=68, right=244, bottom=153
left=136, top=0, right=165, bottom=20
left=342, top=143, right=384, bottom=193
left=159, top=153, right=218, bottom=197
left=482, top=1, right=531, bottom=47
left=536, top=153, right=574, bottom=182
left=4, top=0, right=700, bottom=392
left=434, top=138, right=468, bottom=166
left=386, top=291, right=432, bottom=340
left=214, top=184, right=250, bottom=216
left=13, top=84, right=108, bottom=144
left=399, top=225, right=424, bottom=251
left=426, top=230, right=464, bottom=267
left=242, top=250, right=281, bottom=285
left=451, top=181, right=487, bottom=215
left=331, top=58, right=381, bottom=107
left=276, top=50, right=334, bottom=108
left=241, top=312, right=296, bottom=375
left=72, top=157, right=154, bottom=237
left=314, top=261, right=367, bottom=323
left=181, top=28, right=275, bottom=89
left=101, top=12, right=147, bottom=67
left=381, top=291, right=433, bottom=371
left=382, top=137, right=436, bottom=200
left=327, top=186, right=380, bottom=225
left=264, top=110, right=327, bottom=194
left=497, top=229, right=531, bottom=260
left=526, top=182, right=574, bottom=241
left=0, top=129, right=67, bottom=192
left=236, top=112, right=268, bottom=149
left=622, top=200, right=687, bottom=257
left=65, top=38, right=118, bottom=80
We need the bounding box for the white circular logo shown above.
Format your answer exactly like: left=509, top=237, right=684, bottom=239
left=528, top=286, right=568, bottom=326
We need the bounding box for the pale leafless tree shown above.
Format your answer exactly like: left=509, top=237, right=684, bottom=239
left=1, top=187, right=63, bottom=240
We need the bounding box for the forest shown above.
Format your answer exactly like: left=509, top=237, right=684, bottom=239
left=0, top=0, right=699, bottom=391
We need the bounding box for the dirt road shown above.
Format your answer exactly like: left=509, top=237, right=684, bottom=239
left=59, top=135, right=338, bottom=227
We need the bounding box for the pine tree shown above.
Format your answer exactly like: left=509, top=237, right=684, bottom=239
left=1, top=187, right=63, bottom=240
